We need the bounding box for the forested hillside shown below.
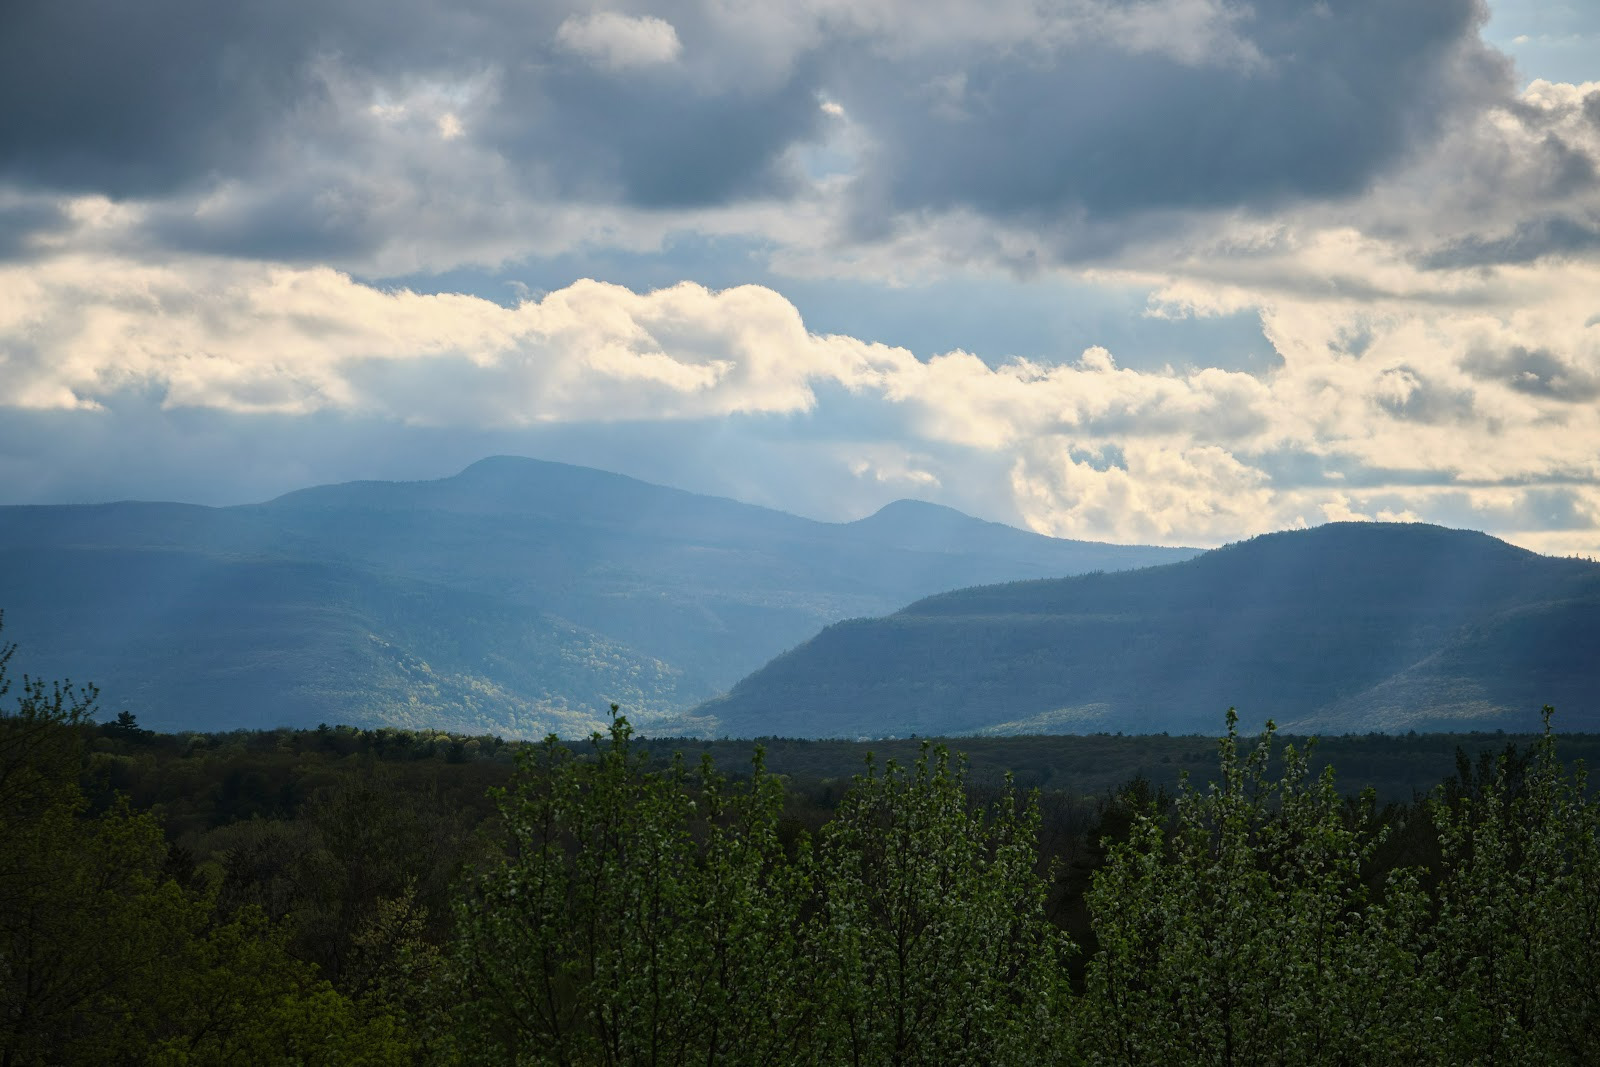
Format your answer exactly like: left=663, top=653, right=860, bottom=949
left=700, top=522, right=1600, bottom=737
left=0, top=456, right=1190, bottom=734
left=7, top=623, right=1598, bottom=1064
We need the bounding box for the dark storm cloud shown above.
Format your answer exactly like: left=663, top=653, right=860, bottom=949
left=1530, top=133, right=1599, bottom=197
left=0, top=0, right=822, bottom=212
left=1464, top=345, right=1600, bottom=402
left=147, top=183, right=394, bottom=262
left=0, top=0, right=1528, bottom=265
left=1374, top=367, right=1477, bottom=426
left=837, top=0, right=1507, bottom=226
left=0, top=0, right=326, bottom=196
left=493, top=55, right=825, bottom=208
left=1423, top=213, right=1600, bottom=267
left=0, top=199, right=69, bottom=259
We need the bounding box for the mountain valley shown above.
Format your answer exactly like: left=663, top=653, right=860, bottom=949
left=0, top=456, right=1191, bottom=733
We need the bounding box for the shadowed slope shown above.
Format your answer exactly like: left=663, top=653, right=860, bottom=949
left=694, top=523, right=1600, bottom=737
left=0, top=456, right=1192, bottom=734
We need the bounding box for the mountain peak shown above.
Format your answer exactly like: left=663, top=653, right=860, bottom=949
left=854, top=498, right=978, bottom=526
left=1, top=455, right=1195, bottom=736
left=701, top=521, right=1600, bottom=738
left=452, top=454, right=652, bottom=492
left=1212, top=520, right=1538, bottom=567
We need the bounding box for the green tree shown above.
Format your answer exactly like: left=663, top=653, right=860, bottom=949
left=0, top=613, right=97, bottom=832
left=102, top=709, right=150, bottom=740
left=1080, top=711, right=1426, bottom=1065
left=803, top=743, right=1072, bottom=1065
left=0, top=618, right=413, bottom=1066
left=444, top=712, right=802, bottom=1065
left=1422, top=707, right=1600, bottom=1065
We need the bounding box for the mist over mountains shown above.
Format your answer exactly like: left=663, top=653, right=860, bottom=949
left=7, top=457, right=1591, bottom=739
left=698, top=522, right=1600, bottom=738
left=0, top=456, right=1190, bottom=734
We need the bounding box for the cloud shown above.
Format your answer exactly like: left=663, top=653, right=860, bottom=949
left=6, top=0, right=1600, bottom=558
left=0, top=258, right=864, bottom=421
left=6, top=254, right=1600, bottom=552
left=557, top=12, right=682, bottom=69
left=1010, top=440, right=1278, bottom=544
left=0, top=0, right=322, bottom=197
left=1463, top=344, right=1600, bottom=401
left=839, top=0, right=1507, bottom=231
left=0, top=0, right=826, bottom=238
left=0, top=194, right=69, bottom=260
left=847, top=446, right=942, bottom=490
left=0, top=0, right=1538, bottom=273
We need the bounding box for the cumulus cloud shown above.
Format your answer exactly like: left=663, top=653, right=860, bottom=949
left=6, top=0, right=1600, bottom=556
left=0, top=261, right=835, bottom=421
left=1010, top=440, right=1278, bottom=544
left=846, top=446, right=942, bottom=490
left=836, top=0, right=1506, bottom=235
left=0, top=0, right=1536, bottom=272
left=6, top=254, right=1600, bottom=552
left=3, top=258, right=1281, bottom=457
left=0, top=0, right=825, bottom=242
left=557, top=12, right=682, bottom=69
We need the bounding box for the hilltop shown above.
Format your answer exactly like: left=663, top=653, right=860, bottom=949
left=0, top=456, right=1191, bottom=733
left=693, top=522, right=1600, bottom=737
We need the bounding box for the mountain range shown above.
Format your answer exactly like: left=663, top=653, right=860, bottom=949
left=694, top=522, right=1600, bottom=737
left=0, top=456, right=1191, bottom=734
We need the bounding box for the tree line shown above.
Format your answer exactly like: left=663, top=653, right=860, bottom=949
left=2, top=623, right=1597, bottom=1064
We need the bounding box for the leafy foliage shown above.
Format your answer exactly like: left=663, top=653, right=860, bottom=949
left=446, top=712, right=803, bottom=1064
left=1082, top=711, right=1422, bottom=1063
left=7, top=617, right=1600, bottom=1063
left=1423, top=709, right=1600, bottom=1064
left=0, top=618, right=414, bottom=1065
left=1080, top=707, right=1600, bottom=1065
left=804, top=746, right=1071, bottom=1063
left=447, top=716, right=1068, bottom=1065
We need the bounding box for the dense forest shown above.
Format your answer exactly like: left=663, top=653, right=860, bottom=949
left=4, top=629, right=1599, bottom=1063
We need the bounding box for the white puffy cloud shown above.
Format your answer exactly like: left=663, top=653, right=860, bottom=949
left=6, top=3, right=1600, bottom=557
left=0, top=258, right=856, bottom=421
left=556, top=12, right=683, bottom=70
left=846, top=445, right=942, bottom=490
left=6, top=245, right=1600, bottom=554
left=1010, top=440, right=1280, bottom=544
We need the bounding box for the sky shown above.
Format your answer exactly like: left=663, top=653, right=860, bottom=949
left=2, top=0, right=1598, bottom=554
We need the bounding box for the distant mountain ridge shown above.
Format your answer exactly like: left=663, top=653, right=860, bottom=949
left=693, top=522, right=1600, bottom=737
left=0, top=456, right=1194, bottom=734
